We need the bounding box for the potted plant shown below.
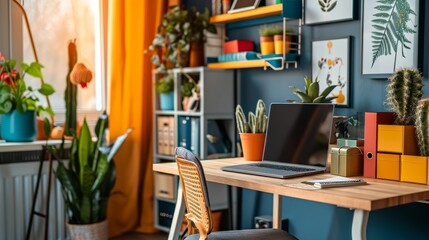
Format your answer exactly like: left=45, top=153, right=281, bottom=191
left=147, top=7, right=216, bottom=72
left=156, top=74, right=174, bottom=111
left=236, top=99, right=268, bottom=161
left=50, top=112, right=132, bottom=239
left=259, top=25, right=275, bottom=55
left=180, top=72, right=199, bottom=112
left=271, top=26, right=294, bottom=55
left=0, top=53, right=55, bottom=142
left=289, top=76, right=337, bottom=103
left=377, top=68, right=423, bottom=181
left=413, top=98, right=429, bottom=184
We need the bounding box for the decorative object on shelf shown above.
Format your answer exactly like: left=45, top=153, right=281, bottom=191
left=222, top=0, right=231, bottom=13
left=334, top=116, right=358, bottom=139
left=212, top=0, right=222, bottom=15
left=272, top=26, right=293, bottom=55
left=259, top=25, right=275, bottom=55
left=228, top=0, right=262, bottom=13
left=304, top=0, right=355, bottom=25
left=156, top=74, right=175, bottom=111
left=51, top=112, right=132, bottom=239
left=415, top=98, right=429, bottom=156
left=235, top=99, right=268, bottom=161
left=147, top=7, right=217, bottom=72
left=266, top=0, right=282, bottom=6
left=361, top=0, right=421, bottom=77
left=312, top=37, right=350, bottom=106
left=64, top=40, right=79, bottom=137
left=0, top=53, right=55, bottom=142
left=289, top=76, right=337, bottom=103
left=180, top=72, right=200, bottom=112
left=223, top=40, right=254, bottom=54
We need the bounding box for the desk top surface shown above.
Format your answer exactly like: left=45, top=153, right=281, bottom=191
left=153, top=158, right=429, bottom=211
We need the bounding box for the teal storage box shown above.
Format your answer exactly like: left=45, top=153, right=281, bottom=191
left=331, top=146, right=364, bottom=177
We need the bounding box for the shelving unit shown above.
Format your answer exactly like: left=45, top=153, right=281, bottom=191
left=153, top=67, right=235, bottom=232
left=208, top=1, right=303, bottom=70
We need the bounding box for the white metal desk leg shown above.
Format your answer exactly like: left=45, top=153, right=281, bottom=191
left=272, top=194, right=282, bottom=229
left=352, top=209, right=369, bottom=240
left=168, top=184, right=186, bottom=240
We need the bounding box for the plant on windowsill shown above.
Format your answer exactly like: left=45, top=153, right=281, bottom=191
left=156, top=73, right=174, bottom=111
left=0, top=52, right=55, bottom=142
left=48, top=112, right=132, bottom=239
left=235, top=99, right=268, bottom=161
left=288, top=76, right=338, bottom=103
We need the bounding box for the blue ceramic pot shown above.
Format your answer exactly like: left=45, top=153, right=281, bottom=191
left=160, top=92, right=174, bottom=110
left=1, top=110, right=37, bottom=142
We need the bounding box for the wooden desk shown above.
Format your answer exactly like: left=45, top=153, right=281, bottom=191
left=153, top=158, right=429, bottom=240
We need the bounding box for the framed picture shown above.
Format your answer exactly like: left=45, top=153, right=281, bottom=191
left=312, top=37, right=350, bottom=107
left=304, top=0, right=355, bottom=25
left=361, top=0, right=423, bottom=78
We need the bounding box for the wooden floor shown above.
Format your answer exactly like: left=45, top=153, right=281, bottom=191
left=112, top=232, right=168, bottom=240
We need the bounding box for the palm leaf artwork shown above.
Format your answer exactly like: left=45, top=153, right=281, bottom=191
left=319, top=0, right=337, bottom=12
left=371, top=0, right=417, bottom=69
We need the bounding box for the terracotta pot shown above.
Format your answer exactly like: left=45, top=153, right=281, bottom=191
left=260, top=36, right=274, bottom=55
left=67, top=220, right=108, bottom=240
left=240, top=133, right=266, bottom=161
left=274, top=35, right=292, bottom=54
left=189, top=43, right=204, bottom=67
left=36, top=117, right=49, bottom=140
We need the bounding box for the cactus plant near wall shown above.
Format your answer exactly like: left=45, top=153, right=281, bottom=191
left=64, top=40, right=78, bottom=136
left=236, top=99, right=268, bottom=133
left=386, top=68, right=424, bottom=125
left=415, top=99, right=429, bottom=156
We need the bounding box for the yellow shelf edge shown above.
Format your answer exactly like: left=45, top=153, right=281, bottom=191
left=207, top=60, right=267, bottom=69
left=210, top=4, right=282, bottom=24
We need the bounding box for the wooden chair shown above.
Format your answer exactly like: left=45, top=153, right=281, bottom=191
left=175, top=147, right=298, bottom=240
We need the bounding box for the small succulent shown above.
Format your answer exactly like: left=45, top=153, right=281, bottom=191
left=386, top=68, right=423, bottom=125
left=289, top=76, right=337, bottom=103
left=236, top=99, right=268, bottom=134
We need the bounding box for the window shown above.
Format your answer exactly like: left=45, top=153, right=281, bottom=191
left=3, top=0, right=106, bottom=123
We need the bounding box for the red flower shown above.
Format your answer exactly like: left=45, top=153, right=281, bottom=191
left=0, top=69, right=17, bottom=85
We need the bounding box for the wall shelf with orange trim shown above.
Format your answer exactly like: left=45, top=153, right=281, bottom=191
left=209, top=4, right=282, bottom=24
left=208, top=60, right=266, bottom=69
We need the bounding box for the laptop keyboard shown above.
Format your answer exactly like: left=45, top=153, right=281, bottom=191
left=252, top=163, right=314, bottom=172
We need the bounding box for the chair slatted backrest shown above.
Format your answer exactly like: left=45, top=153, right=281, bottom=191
left=176, top=147, right=213, bottom=237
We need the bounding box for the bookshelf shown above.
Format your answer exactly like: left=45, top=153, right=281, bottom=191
left=153, top=66, right=235, bottom=231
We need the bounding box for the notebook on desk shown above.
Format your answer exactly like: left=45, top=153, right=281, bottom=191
left=222, top=103, right=334, bottom=179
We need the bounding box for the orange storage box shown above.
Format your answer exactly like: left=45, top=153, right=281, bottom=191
left=377, top=125, right=418, bottom=155
left=377, top=153, right=400, bottom=181
left=401, top=155, right=427, bottom=184
left=223, top=40, right=254, bottom=54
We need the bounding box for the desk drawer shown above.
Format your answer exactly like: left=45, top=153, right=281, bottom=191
left=154, top=173, right=176, bottom=200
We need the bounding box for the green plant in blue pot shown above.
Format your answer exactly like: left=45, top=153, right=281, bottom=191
left=0, top=52, right=55, bottom=142
left=156, top=74, right=174, bottom=111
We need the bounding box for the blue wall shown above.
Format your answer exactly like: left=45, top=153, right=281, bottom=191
left=186, top=0, right=429, bottom=239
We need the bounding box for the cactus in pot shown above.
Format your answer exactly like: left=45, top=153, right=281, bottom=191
left=64, top=40, right=78, bottom=136
left=415, top=99, right=429, bottom=156
left=386, top=68, right=423, bottom=125
left=235, top=99, right=268, bottom=161
left=235, top=99, right=268, bottom=133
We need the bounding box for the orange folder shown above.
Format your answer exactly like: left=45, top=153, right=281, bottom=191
left=364, top=112, right=395, bottom=178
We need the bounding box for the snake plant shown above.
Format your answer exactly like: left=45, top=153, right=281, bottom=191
left=50, top=112, right=132, bottom=224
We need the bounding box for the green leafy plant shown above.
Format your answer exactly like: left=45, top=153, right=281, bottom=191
left=259, top=25, right=277, bottom=37
left=386, top=68, right=423, bottom=125
left=181, top=80, right=196, bottom=97
left=415, top=98, right=429, bottom=156
left=50, top=112, right=132, bottom=224
left=371, top=0, right=417, bottom=69
left=319, top=0, right=337, bottom=12
left=289, top=76, right=337, bottom=103
left=235, top=99, right=268, bottom=133
left=155, top=74, right=174, bottom=93
left=147, top=7, right=216, bottom=73
left=65, top=40, right=78, bottom=136
left=0, top=52, right=55, bottom=115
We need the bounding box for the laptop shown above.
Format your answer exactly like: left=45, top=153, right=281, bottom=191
left=222, top=103, right=334, bottom=179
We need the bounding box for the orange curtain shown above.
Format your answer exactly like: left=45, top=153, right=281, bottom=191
left=107, top=0, right=166, bottom=237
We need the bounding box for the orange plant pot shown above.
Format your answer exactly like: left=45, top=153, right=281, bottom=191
left=240, top=133, right=266, bottom=161
left=189, top=43, right=204, bottom=67
left=260, top=36, right=274, bottom=55
left=274, top=35, right=292, bottom=55
left=401, top=155, right=427, bottom=184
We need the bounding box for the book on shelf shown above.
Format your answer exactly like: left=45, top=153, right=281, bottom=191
left=217, top=51, right=258, bottom=62
left=190, top=118, right=200, bottom=156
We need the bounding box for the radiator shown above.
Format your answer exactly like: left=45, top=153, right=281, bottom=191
left=0, top=161, right=67, bottom=240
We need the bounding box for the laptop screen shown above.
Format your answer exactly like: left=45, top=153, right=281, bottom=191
left=263, top=103, right=334, bottom=168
